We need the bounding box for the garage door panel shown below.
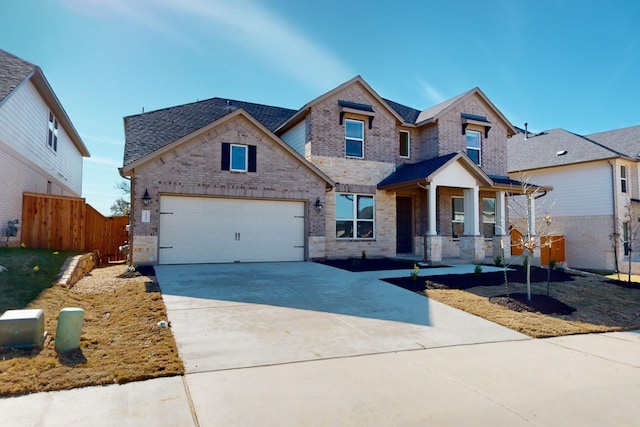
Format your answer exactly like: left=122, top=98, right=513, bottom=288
left=159, top=196, right=305, bottom=264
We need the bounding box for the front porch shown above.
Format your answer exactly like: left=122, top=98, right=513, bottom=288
left=379, top=153, right=527, bottom=265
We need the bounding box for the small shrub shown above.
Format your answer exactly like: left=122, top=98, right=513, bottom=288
left=494, top=256, right=502, bottom=267
left=361, top=250, right=367, bottom=261
left=411, top=264, right=420, bottom=281
left=549, top=258, right=557, bottom=270
left=474, top=264, right=483, bottom=277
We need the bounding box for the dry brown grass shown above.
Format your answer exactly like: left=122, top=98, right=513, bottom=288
left=0, top=265, right=184, bottom=397
left=424, top=270, right=640, bottom=338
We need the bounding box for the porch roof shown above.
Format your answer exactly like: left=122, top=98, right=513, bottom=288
left=378, top=152, right=497, bottom=190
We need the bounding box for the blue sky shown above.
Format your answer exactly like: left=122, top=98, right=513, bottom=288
left=2, top=0, right=639, bottom=215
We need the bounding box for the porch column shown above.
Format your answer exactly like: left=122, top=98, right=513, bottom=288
left=527, top=193, right=536, bottom=237
left=496, top=191, right=506, bottom=235
left=463, top=186, right=480, bottom=236
left=428, top=184, right=437, bottom=235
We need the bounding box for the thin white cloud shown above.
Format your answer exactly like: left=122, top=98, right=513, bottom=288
left=416, top=78, right=446, bottom=104
left=81, top=133, right=124, bottom=147
left=58, top=0, right=353, bottom=91
left=85, top=156, right=122, bottom=168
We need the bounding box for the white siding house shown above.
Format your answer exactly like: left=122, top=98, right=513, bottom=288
left=508, top=127, right=640, bottom=272
left=0, top=49, right=89, bottom=246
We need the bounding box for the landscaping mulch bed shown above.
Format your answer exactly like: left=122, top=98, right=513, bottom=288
left=319, top=258, right=447, bottom=272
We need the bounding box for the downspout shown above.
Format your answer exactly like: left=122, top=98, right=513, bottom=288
left=609, top=160, right=620, bottom=277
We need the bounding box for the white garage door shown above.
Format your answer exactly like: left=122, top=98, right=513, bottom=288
left=159, top=196, right=306, bottom=264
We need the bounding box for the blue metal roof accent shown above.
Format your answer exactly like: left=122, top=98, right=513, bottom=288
left=338, top=100, right=374, bottom=112
left=378, top=153, right=458, bottom=189
left=461, top=112, right=488, bottom=122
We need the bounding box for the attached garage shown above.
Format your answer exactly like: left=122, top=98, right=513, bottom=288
left=158, top=196, right=306, bottom=264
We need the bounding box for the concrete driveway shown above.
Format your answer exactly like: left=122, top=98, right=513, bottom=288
left=3, top=261, right=640, bottom=426
left=155, top=262, right=527, bottom=373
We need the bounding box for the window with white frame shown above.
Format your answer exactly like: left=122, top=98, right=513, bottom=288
left=336, top=193, right=374, bottom=239
left=482, top=198, right=496, bottom=238
left=230, top=144, right=248, bottom=172
left=466, top=130, right=481, bottom=165
left=452, top=197, right=464, bottom=238
left=345, top=119, right=364, bottom=158
left=399, top=130, right=410, bottom=158
left=47, top=112, right=58, bottom=152
left=621, top=165, right=627, bottom=193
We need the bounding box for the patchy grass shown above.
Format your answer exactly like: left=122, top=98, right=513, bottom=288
left=0, top=248, right=79, bottom=313
left=0, top=253, right=183, bottom=397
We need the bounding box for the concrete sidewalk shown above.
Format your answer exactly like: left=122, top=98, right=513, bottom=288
left=1, top=262, right=639, bottom=426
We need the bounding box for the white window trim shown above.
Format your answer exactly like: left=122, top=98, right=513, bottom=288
left=230, top=144, right=248, bottom=172
left=345, top=119, right=364, bottom=159
left=466, top=130, right=481, bottom=166
left=621, top=165, right=627, bottom=193
left=452, top=196, right=464, bottom=239
left=399, top=130, right=410, bottom=158
left=336, top=193, right=375, bottom=240
left=482, top=197, right=496, bottom=239
left=47, top=112, right=58, bottom=153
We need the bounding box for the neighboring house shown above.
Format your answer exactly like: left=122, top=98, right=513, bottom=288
left=121, top=76, right=530, bottom=265
left=0, top=49, right=90, bottom=246
left=508, top=126, right=640, bottom=272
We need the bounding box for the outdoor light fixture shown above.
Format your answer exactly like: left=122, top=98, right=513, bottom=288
left=315, top=198, right=323, bottom=211
left=142, top=189, right=151, bottom=207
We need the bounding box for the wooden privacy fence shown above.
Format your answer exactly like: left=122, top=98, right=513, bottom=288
left=510, top=228, right=565, bottom=266
left=21, top=193, right=129, bottom=263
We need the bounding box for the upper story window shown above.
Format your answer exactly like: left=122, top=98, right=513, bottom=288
left=399, top=130, right=410, bottom=158
left=221, top=143, right=257, bottom=172
left=345, top=119, right=364, bottom=158
left=47, top=112, right=58, bottom=152
left=466, top=130, right=481, bottom=165
left=336, top=193, right=374, bottom=239
left=620, top=165, right=627, bottom=193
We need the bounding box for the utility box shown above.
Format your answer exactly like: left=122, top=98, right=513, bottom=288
left=55, top=307, right=84, bottom=352
left=0, top=309, right=46, bottom=349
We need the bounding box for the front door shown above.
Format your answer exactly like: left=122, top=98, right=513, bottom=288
left=396, top=196, right=413, bottom=254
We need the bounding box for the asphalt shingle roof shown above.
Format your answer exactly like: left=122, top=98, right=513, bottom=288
left=378, top=153, right=458, bottom=188
left=586, top=126, right=640, bottom=159
left=382, top=98, right=421, bottom=124
left=507, top=128, right=619, bottom=172
left=0, top=49, right=36, bottom=104
left=123, top=98, right=297, bottom=166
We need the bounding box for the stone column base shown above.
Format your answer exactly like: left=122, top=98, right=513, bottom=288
left=424, top=235, right=443, bottom=263
left=460, top=235, right=485, bottom=262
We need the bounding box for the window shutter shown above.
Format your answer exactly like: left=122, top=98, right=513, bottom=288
left=248, top=145, right=257, bottom=172
left=221, top=143, right=230, bottom=170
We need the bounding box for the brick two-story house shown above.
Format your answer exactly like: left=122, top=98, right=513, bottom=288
left=121, top=76, right=527, bottom=265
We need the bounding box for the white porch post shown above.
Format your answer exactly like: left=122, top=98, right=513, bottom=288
left=463, top=186, right=480, bottom=236
left=428, top=184, right=437, bottom=235
left=496, top=190, right=506, bottom=235
left=528, top=193, right=536, bottom=237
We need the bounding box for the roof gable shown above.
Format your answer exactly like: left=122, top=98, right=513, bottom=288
left=0, top=49, right=89, bottom=157
left=378, top=152, right=493, bottom=190
left=276, top=75, right=405, bottom=133
left=121, top=108, right=333, bottom=187
left=123, top=97, right=296, bottom=166
left=415, top=88, right=517, bottom=136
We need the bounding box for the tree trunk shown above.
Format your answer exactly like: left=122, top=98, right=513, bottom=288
left=526, top=253, right=532, bottom=301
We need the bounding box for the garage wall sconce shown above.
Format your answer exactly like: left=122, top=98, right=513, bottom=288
left=142, top=189, right=151, bottom=207
left=315, top=198, right=323, bottom=211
